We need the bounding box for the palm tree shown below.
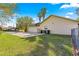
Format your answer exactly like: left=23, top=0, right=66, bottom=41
left=41, top=7, right=47, bottom=20
left=37, top=12, right=42, bottom=23
left=76, top=8, right=79, bottom=16
left=16, top=16, right=33, bottom=32
left=37, top=7, right=47, bottom=23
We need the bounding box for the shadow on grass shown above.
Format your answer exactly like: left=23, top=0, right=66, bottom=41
left=16, top=35, right=49, bottom=56
left=24, top=36, right=37, bottom=42
left=16, top=34, right=72, bottom=56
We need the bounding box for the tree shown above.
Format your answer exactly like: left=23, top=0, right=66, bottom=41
left=76, top=8, right=79, bottom=21
left=0, top=14, right=10, bottom=26
left=76, top=17, right=79, bottom=21
left=0, top=3, right=16, bottom=15
left=41, top=7, right=47, bottom=20
left=76, top=8, right=79, bottom=16
left=37, top=7, right=47, bottom=23
left=16, top=16, right=33, bottom=32
left=37, top=12, right=42, bottom=23
left=0, top=3, right=16, bottom=28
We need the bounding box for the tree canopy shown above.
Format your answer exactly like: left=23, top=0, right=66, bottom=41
left=0, top=3, right=16, bottom=15
left=0, top=3, right=16, bottom=26
left=37, top=7, right=47, bottom=23
left=16, top=16, right=33, bottom=32
left=76, top=8, right=79, bottom=16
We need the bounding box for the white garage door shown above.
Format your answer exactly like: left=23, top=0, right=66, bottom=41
left=28, top=27, right=38, bottom=33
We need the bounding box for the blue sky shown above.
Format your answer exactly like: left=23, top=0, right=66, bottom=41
left=7, top=3, right=79, bottom=27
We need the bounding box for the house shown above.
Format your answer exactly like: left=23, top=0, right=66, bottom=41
left=28, top=23, right=40, bottom=33
left=38, top=15, right=79, bottom=35
left=2, top=26, right=17, bottom=31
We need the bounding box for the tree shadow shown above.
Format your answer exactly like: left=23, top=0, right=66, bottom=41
left=16, top=34, right=72, bottom=56
left=24, top=36, right=37, bottom=42
left=16, top=35, right=49, bottom=56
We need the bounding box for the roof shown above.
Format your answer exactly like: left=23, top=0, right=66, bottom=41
left=40, top=15, right=79, bottom=25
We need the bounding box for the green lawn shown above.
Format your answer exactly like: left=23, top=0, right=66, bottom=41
left=0, top=32, right=72, bottom=56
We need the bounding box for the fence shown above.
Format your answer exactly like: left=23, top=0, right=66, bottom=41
left=71, top=28, right=79, bottom=56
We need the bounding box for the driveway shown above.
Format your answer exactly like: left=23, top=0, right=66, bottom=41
left=6, top=31, right=42, bottom=37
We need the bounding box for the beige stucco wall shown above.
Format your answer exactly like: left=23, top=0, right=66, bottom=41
left=39, top=16, right=78, bottom=35
left=28, top=26, right=38, bottom=33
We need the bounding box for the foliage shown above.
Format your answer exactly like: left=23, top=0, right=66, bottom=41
left=37, top=12, right=42, bottom=23
left=0, top=3, right=16, bottom=15
left=76, top=17, right=79, bottom=21
left=76, top=8, right=79, bottom=16
left=41, top=7, right=47, bottom=20
left=0, top=3, right=16, bottom=27
left=37, top=7, right=47, bottom=23
left=0, top=14, right=10, bottom=26
left=16, top=16, right=33, bottom=32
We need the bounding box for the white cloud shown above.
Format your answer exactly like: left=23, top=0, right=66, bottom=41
left=33, top=18, right=37, bottom=20
left=61, top=4, right=70, bottom=8
left=60, top=3, right=79, bottom=8
left=66, top=12, right=74, bottom=15
left=65, top=15, right=71, bottom=18
left=12, top=13, right=21, bottom=18
left=65, top=12, right=74, bottom=19
left=33, top=17, right=39, bottom=23
left=0, top=0, right=78, bottom=3
left=51, top=3, right=59, bottom=5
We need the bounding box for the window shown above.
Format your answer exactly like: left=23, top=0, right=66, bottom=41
left=44, top=26, right=48, bottom=30
left=45, top=28, right=48, bottom=30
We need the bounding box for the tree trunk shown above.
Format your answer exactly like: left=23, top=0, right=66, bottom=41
left=24, top=26, right=28, bottom=32
left=39, top=17, right=41, bottom=23
left=43, top=15, right=45, bottom=21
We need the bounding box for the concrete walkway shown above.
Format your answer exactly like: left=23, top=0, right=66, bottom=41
left=6, top=31, right=42, bottom=37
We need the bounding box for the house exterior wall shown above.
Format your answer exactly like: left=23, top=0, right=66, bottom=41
left=28, top=26, right=38, bottom=33
left=39, top=16, right=78, bottom=35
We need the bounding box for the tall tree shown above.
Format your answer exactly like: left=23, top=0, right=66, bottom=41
left=76, top=8, right=79, bottom=16
left=0, top=14, right=10, bottom=26
left=41, top=7, right=47, bottom=20
left=0, top=3, right=16, bottom=27
left=37, top=7, right=47, bottom=23
left=76, top=8, right=79, bottom=21
left=16, top=16, right=33, bottom=32
left=0, top=3, right=16, bottom=15
left=37, top=12, right=42, bottom=23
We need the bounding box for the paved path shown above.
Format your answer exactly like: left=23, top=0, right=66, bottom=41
left=6, top=31, right=42, bottom=37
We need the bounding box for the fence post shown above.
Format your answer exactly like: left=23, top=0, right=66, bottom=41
left=71, top=28, right=79, bottom=56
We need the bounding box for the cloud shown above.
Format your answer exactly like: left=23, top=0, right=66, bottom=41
left=65, top=12, right=74, bottom=19
left=12, top=13, right=21, bottom=17
left=60, top=3, right=79, bottom=8
left=33, top=17, right=39, bottom=23
left=60, top=4, right=70, bottom=8
left=66, top=12, right=74, bottom=15
left=65, top=12, right=74, bottom=18
left=51, top=3, right=59, bottom=5
left=65, top=15, right=71, bottom=18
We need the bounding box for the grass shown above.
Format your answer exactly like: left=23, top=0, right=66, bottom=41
left=0, top=32, right=72, bottom=56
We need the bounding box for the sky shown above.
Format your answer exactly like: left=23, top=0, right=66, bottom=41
left=6, top=3, right=79, bottom=27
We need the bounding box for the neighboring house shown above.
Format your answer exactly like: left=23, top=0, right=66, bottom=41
left=2, top=26, right=17, bottom=31
left=28, top=23, right=40, bottom=33
left=38, top=15, right=79, bottom=35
